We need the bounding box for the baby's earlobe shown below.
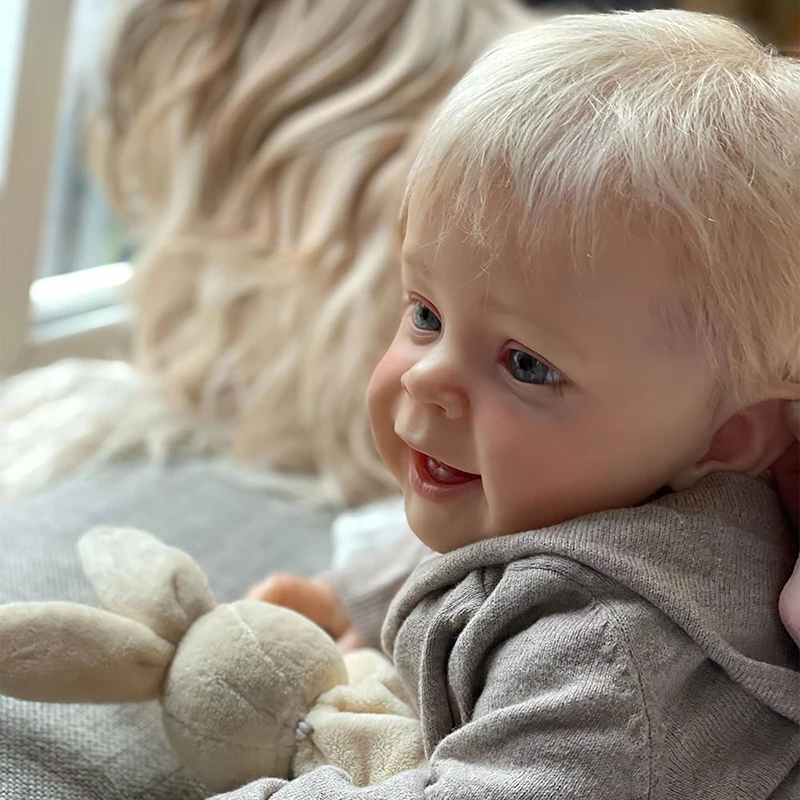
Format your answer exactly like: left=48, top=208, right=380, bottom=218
left=667, top=464, right=712, bottom=492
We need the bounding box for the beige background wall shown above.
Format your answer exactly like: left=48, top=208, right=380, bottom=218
left=678, top=0, right=799, bottom=52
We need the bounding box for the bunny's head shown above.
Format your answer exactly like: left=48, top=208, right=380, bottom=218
left=0, top=527, right=347, bottom=792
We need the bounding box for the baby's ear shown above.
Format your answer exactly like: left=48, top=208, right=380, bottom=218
left=670, top=398, right=795, bottom=490
left=79, top=527, right=216, bottom=644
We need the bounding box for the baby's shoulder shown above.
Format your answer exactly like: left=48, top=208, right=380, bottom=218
left=494, top=554, right=688, bottom=661
left=503, top=553, right=675, bottom=624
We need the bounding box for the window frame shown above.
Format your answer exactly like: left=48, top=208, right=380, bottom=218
left=0, top=0, right=130, bottom=376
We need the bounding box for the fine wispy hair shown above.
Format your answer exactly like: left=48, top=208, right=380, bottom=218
left=406, top=10, right=800, bottom=405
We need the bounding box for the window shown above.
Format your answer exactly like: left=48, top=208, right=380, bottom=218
left=39, top=0, right=134, bottom=279
left=0, top=0, right=130, bottom=375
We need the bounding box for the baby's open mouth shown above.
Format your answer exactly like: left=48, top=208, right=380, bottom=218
left=417, top=452, right=481, bottom=486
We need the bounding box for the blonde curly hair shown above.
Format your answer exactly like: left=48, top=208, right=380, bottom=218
left=90, top=0, right=540, bottom=505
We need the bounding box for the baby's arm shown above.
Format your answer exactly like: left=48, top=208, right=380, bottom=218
left=214, top=565, right=649, bottom=800
left=323, top=532, right=431, bottom=648
left=249, top=527, right=430, bottom=649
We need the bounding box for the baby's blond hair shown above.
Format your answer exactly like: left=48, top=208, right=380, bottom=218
left=406, top=10, right=800, bottom=405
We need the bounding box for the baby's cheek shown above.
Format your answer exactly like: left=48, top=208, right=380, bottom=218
left=368, top=350, right=398, bottom=409
left=367, top=344, right=413, bottom=432
left=481, top=408, right=587, bottom=528
left=367, top=344, right=415, bottom=473
left=480, top=410, right=540, bottom=486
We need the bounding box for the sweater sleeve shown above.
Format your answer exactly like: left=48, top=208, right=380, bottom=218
left=209, top=563, right=651, bottom=800
left=323, top=531, right=431, bottom=649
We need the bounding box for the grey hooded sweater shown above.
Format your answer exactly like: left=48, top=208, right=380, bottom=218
left=214, top=473, right=799, bottom=799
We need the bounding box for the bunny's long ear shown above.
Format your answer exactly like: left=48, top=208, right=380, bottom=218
left=79, top=527, right=216, bottom=644
left=0, top=602, right=173, bottom=702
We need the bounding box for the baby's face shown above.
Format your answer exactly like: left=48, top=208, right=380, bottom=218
left=368, top=192, right=720, bottom=552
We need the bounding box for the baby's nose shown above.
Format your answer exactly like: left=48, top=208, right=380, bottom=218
left=400, top=361, right=468, bottom=420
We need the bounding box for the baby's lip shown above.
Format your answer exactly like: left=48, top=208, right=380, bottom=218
left=412, top=450, right=482, bottom=488
left=396, top=431, right=480, bottom=478
left=421, top=453, right=480, bottom=480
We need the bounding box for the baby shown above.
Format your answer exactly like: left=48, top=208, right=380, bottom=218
left=238, top=10, right=799, bottom=799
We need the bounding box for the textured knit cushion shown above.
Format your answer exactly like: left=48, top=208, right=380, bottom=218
left=0, top=459, right=333, bottom=800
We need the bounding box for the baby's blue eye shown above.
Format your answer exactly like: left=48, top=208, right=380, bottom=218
left=411, top=301, right=441, bottom=332
left=506, top=349, right=563, bottom=385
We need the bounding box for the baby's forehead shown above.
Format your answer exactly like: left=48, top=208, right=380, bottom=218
left=510, top=255, right=701, bottom=363
left=406, top=201, right=700, bottom=359
left=401, top=9, right=800, bottom=399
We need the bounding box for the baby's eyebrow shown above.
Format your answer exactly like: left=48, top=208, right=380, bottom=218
left=401, top=251, right=434, bottom=276
left=483, top=292, right=587, bottom=364
left=483, top=292, right=524, bottom=318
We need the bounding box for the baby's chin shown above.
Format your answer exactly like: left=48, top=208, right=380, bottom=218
left=402, top=495, right=488, bottom=553
left=402, top=481, right=664, bottom=552
left=415, top=506, right=608, bottom=551
left=402, top=496, right=552, bottom=553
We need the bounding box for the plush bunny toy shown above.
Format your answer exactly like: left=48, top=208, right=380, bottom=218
left=0, top=527, right=424, bottom=792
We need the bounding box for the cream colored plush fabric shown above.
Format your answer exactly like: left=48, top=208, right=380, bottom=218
left=294, top=649, right=425, bottom=785
left=161, top=600, right=349, bottom=791
left=79, top=526, right=216, bottom=644
left=0, top=459, right=335, bottom=800
left=0, top=526, right=422, bottom=794
left=0, top=602, right=174, bottom=702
